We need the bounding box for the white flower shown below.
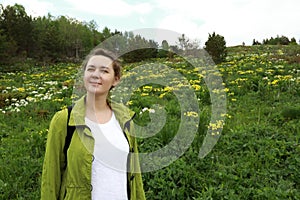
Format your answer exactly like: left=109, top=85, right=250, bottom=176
left=148, top=108, right=155, bottom=113
left=142, top=107, right=149, bottom=112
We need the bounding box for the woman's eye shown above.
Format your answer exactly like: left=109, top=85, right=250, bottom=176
left=87, top=68, right=94, bottom=72
left=100, top=69, right=109, bottom=73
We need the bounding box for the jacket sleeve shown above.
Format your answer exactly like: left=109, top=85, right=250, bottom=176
left=132, top=139, right=146, bottom=200
left=41, top=109, right=68, bottom=200
left=130, top=122, right=146, bottom=200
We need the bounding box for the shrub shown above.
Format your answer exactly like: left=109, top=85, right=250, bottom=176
left=204, top=32, right=227, bottom=64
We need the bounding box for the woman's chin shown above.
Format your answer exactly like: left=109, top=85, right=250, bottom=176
left=86, top=88, right=109, bottom=96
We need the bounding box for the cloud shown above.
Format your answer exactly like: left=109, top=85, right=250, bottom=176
left=2, top=0, right=54, bottom=17
left=3, top=0, right=299, bottom=46
left=64, top=0, right=153, bottom=17
left=155, top=0, right=300, bottom=46
left=157, top=14, right=204, bottom=44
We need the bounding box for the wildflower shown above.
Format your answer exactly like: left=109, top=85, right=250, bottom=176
left=263, top=77, right=268, bottom=80
left=53, top=98, right=64, bottom=102
left=184, top=111, right=199, bottom=117
left=270, top=79, right=279, bottom=85
left=159, top=93, right=166, bottom=98
left=208, top=120, right=224, bottom=135
left=224, top=88, right=230, bottom=93
left=141, top=93, right=149, bottom=96
left=148, top=108, right=155, bottom=114
left=18, top=87, right=25, bottom=92
left=61, top=105, right=67, bottom=110
left=192, top=84, right=201, bottom=91
left=126, top=101, right=133, bottom=106
left=164, top=86, right=174, bottom=92
left=143, top=85, right=152, bottom=92
left=221, top=113, right=232, bottom=119
left=140, top=107, right=155, bottom=114
left=26, top=96, right=36, bottom=102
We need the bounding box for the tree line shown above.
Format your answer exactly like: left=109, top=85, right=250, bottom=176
left=0, top=3, right=229, bottom=66
left=252, top=35, right=298, bottom=46
left=0, top=4, right=164, bottom=65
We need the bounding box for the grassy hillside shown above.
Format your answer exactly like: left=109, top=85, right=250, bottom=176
left=0, top=45, right=299, bottom=199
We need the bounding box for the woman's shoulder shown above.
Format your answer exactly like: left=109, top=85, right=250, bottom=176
left=50, top=108, right=68, bottom=124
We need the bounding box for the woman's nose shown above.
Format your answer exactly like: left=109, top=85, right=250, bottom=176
left=91, top=69, right=102, bottom=78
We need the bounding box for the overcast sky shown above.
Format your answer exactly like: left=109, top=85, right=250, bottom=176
left=2, top=0, right=300, bottom=46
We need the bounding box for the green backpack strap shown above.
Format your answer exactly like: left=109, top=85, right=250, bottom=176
left=63, top=106, right=75, bottom=170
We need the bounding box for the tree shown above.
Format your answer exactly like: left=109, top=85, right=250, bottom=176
left=176, top=34, right=201, bottom=56
left=177, top=34, right=189, bottom=51
left=121, top=33, right=158, bottom=63
left=0, top=3, right=126, bottom=65
left=253, top=39, right=261, bottom=45
left=204, top=32, right=227, bottom=64
left=157, top=40, right=170, bottom=58
left=290, top=37, right=297, bottom=45
left=0, top=4, right=33, bottom=57
left=0, top=29, right=17, bottom=63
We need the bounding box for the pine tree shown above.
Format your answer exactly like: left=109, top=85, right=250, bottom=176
left=204, top=32, right=227, bottom=64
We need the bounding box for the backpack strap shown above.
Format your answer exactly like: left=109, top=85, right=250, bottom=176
left=124, top=113, right=136, bottom=132
left=63, top=106, right=75, bottom=170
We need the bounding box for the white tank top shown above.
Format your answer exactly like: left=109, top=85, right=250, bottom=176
left=85, top=112, right=129, bottom=200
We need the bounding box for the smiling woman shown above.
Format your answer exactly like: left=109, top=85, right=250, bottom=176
left=41, top=48, right=146, bottom=200
left=83, top=55, right=119, bottom=96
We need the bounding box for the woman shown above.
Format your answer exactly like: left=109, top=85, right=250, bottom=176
left=41, top=48, right=146, bottom=200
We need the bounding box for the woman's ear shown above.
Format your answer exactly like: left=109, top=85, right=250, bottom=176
left=112, top=76, right=120, bottom=87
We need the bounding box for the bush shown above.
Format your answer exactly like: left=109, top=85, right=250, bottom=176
left=204, top=32, right=227, bottom=64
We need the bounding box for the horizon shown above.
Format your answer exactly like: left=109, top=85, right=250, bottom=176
left=2, top=0, right=300, bottom=47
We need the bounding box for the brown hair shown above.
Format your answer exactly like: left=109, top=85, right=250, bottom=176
left=82, top=48, right=121, bottom=80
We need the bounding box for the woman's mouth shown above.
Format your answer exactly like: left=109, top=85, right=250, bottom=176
left=90, top=82, right=102, bottom=85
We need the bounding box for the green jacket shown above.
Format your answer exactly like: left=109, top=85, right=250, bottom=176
left=41, top=96, right=146, bottom=200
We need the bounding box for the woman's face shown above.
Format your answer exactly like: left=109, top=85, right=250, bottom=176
left=84, top=55, right=119, bottom=96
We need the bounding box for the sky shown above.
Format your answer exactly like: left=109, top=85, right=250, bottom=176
left=2, top=0, right=300, bottom=47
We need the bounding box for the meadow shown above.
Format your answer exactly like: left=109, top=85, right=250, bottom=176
left=0, top=45, right=299, bottom=199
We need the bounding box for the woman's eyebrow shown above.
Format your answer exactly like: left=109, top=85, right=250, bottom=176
left=99, top=66, right=109, bottom=69
left=87, top=65, right=109, bottom=69
left=86, top=65, right=96, bottom=68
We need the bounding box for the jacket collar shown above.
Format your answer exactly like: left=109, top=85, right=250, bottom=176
left=68, top=95, right=135, bottom=130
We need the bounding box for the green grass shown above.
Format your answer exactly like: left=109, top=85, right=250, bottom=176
left=0, top=45, right=300, bottom=199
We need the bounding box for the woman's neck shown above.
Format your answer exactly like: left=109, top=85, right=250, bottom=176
left=85, top=92, right=112, bottom=123
left=86, top=92, right=110, bottom=112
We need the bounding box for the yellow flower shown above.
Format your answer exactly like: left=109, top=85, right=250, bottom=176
left=126, top=100, right=133, bottom=106
left=17, top=87, right=25, bottom=92
left=208, top=120, right=224, bottom=135
left=53, top=98, right=64, bottom=102
left=143, top=85, right=153, bottom=92
left=184, top=111, right=199, bottom=118
left=224, top=88, right=230, bottom=93
left=270, top=79, right=279, bottom=85
left=61, top=105, right=67, bottom=110
left=221, top=113, right=232, bottom=119
left=192, top=84, right=201, bottom=91
left=159, top=93, right=166, bottom=98
left=163, top=86, right=174, bottom=92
